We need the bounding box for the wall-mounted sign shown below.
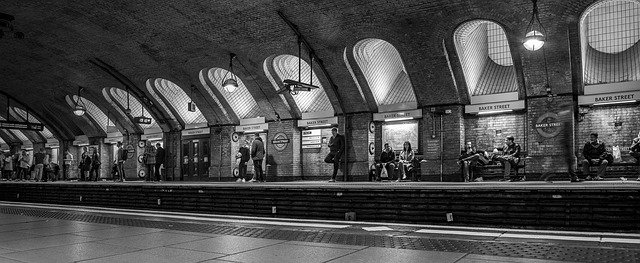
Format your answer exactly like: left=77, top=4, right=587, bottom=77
left=0, top=120, right=43, bottom=131
left=302, top=144, right=322, bottom=149
left=271, top=132, right=290, bottom=151
left=534, top=112, right=563, bottom=138
left=21, top=141, right=34, bottom=150
left=297, top=117, right=338, bottom=128
left=181, top=127, right=211, bottom=137
left=373, top=109, right=422, bottom=121
left=235, top=123, right=268, bottom=133
left=141, top=133, right=163, bottom=141
left=578, top=90, right=640, bottom=105
left=125, top=144, right=135, bottom=159
left=45, top=142, right=60, bottom=148
left=465, top=100, right=525, bottom=114
left=301, top=128, right=322, bottom=148
left=104, top=137, right=123, bottom=144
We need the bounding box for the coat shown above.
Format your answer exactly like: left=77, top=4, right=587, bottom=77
left=144, top=145, right=156, bottom=165
left=155, top=147, right=166, bottom=164
left=250, top=137, right=265, bottom=161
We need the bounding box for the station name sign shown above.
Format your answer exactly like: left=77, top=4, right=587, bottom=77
left=297, top=117, right=338, bottom=128
left=465, top=100, right=525, bottom=114
left=235, top=123, right=268, bottom=133
left=578, top=90, right=640, bottom=105
left=373, top=109, right=422, bottom=121
left=181, top=127, right=210, bottom=136
left=0, top=120, right=44, bottom=131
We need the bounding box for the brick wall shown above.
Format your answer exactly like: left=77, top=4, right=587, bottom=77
left=209, top=126, right=234, bottom=181
left=164, top=131, right=181, bottom=181
left=266, top=120, right=299, bottom=180
left=345, top=113, right=373, bottom=181
left=577, top=104, right=640, bottom=164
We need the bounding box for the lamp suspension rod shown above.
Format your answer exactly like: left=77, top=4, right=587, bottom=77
left=6, top=96, right=9, bottom=121
left=298, top=37, right=301, bottom=83
left=277, top=11, right=344, bottom=110
left=126, top=87, right=130, bottom=110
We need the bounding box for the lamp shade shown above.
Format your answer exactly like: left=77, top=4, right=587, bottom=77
left=223, top=78, right=238, bottom=92
left=73, top=104, right=86, bottom=116
left=523, top=30, right=545, bottom=51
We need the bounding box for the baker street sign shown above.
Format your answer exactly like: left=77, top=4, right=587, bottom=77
left=535, top=112, right=563, bottom=138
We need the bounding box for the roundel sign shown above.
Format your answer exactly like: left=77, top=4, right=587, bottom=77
left=271, top=132, right=290, bottom=152
left=369, top=142, right=375, bottom=155
left=125, top=144, right=135, bottom=159
left=535, top=112, right=563, bottom=138
left=231, top=132, right=239, bottom=142
left=138, top=170, right=146, bottom=178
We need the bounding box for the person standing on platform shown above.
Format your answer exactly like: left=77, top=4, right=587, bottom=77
left=236, top=141, right=250, bottom=183
left=375, top=143, right=395, bottom=181
left=397, top=141, right=415, bottom=182
left=3, top=152, right=12, bottom=181
left=33, top=148, right=46, bottom=182
left=63, top=149, right=73, bottom=181
left=581, top=132, right=609, bottom=180
left=249, top=134, right=265, bottom=182
left=629, top=132, right=640, bottom=181
left=154, top=143, right=165, bottom=181
left=325, top=128, right=344, bottom=182
left=143, top=141, right=156, bottom=182
left=116, top=142, right=126, bottom=182
left=79, top=146, right=91, bottom=181
left=495, top=136, right=522, bottom=181
left=89, top=147, right=101, bottom=181
left=18, top=150, right=30, bottom=181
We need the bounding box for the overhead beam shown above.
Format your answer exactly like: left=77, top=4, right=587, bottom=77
left=88, top=58, right=175, bottom=130
left=0, top=90, right=71, bottom=141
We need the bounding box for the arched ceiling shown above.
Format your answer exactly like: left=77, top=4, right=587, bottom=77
left=0, top=0, right=603, bottom=137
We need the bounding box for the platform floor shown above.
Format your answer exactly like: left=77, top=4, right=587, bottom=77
left=0, top=202, right=638, bottom=263
left=2, top=179, right=640, bottom=190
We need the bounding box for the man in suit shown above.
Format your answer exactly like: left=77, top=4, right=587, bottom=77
left=325, top=127, right=344, bottom=182
left=249, top=134, right=265, bottom=182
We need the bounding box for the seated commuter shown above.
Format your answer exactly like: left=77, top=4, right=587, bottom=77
left=375, top=143, right=396, bottom=181
left=397, top=141, right=415, bottom=182
left=629, top=132, right=640, bottom=181
left=494, top=136, right=522, bottom=181
left=581, top=132, right=609, bottom=180
left=458, top=141, right=489, bottom=182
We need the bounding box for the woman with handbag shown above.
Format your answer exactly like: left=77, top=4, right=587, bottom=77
left=396, top=141, right=415, bottom=182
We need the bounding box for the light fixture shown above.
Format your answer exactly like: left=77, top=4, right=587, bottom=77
left=384, top=117, right=414, bottom=122
left=281, top=38, right=320, bottom=95
left=73, top=87, right=86, bottom=116
left=221, top=53, right=238, bottom=93
left=477, top=109, right=513, bottom=115
left=523, top=0, right=546, bottom=51
left=187, top=85, right=196, bottom=112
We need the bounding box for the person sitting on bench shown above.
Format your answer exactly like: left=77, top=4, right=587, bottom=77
left=630, top=132, right=640, bottom=181
left=375, top=143, right=396, bottom=181
left=397, top=141, right=415, bottom=182
left=458, top=141, right=489, bottom=182
left=495, top=136, right=522, bottom=181
left=581, top=132, right=609, bottom=180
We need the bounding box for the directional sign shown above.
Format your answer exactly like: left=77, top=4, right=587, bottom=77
left=0, top=120, right=44, bottom=131
left=133, top=116, right=152, bottom=124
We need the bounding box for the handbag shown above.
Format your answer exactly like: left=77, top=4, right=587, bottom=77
left=380, top=166, right=388, bottom=178
left=612, top=146, right=622, bottom=163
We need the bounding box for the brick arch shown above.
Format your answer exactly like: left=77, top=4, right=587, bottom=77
left=9, top=107, right=51, bottom=142
left=64, top=95, right=115, bottom=137
left=263, top=54, right=335, bottom=118
left=579, top=0, right=640, bottom=85
left=345, top=38, right=418, bottom=112
left=146, top=78, right=210, bottom=129
left=105, top=87, right=159, bottom=133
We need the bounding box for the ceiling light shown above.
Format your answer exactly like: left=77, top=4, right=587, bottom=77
left=523, top=0, right=546, bottom=51
left=222, top=53, right=238, bottom=93
left=73, top=87, right=86, bottom=116
left=524, top=30, right=545, bottom=51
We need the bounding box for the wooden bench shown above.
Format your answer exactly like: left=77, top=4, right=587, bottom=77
left=578, top=161, right=639, bottom=178
left=473, top=152, right=528, bottom=181
left=369, top=154, right=425, bottom=181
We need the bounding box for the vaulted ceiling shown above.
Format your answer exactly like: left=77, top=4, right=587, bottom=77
left=0, top=0, right=600, bottom=140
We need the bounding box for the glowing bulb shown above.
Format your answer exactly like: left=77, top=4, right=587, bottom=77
left=523, top=30, right=545, bottom=51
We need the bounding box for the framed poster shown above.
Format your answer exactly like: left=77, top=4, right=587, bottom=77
left=382, top=122, right=418, bottom=152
